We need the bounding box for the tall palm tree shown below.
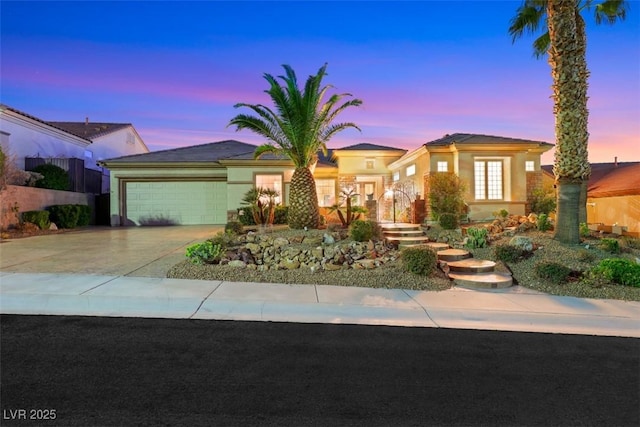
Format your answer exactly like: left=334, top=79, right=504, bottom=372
left=228, top=64, right=362, bottom=229
left=509, top=0, right=628, bottom=244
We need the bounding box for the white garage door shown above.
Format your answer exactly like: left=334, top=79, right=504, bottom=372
left=126, top=181, right=227, bottom=225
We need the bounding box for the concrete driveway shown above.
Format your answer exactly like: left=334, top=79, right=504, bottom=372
left=0, top=226, right=223, bottom=277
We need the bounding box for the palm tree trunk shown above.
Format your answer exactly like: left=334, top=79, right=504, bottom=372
left=547, top=0, right=589, bottom=244
left=288, top=167, right=320, bottom=229
left=579, top=180, right=588, bottom=225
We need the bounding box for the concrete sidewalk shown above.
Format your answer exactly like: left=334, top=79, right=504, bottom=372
left=1, top=272, right=638, bottom=337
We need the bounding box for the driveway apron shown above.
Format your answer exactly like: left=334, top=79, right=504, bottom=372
left=0, top=226, right=222, bottom=277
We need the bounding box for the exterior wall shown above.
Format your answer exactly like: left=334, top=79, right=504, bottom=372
left=587, top=195, right=640, bottom=233
left=0, top=110, right=89, bottom=170
left=1, top=185, right=94, bottom=229
left=88, top=127, right=149, bottom=167
left=226, top=165, right=294, bottom=211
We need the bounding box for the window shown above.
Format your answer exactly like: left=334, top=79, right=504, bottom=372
left=393, top=171, right=400, bottom=182
left=406, top=164, right=416, bottom=177
left=255, top=174, right=282, bottom=204
left=474, top=160, right=503, bottom=200
left=525, top=161, right=535, bottom=172
left=365, top=158, right=375, bottom=169
left=437, top=161, right=448, bottom=172
left=315, top=179, right=335, bottom=207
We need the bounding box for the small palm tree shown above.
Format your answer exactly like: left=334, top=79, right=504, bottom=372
left=228, top=64, right=362, bottom=229
left=241, top=187, right=279, bottom=226
left=509, top=0, right=628, bottom=244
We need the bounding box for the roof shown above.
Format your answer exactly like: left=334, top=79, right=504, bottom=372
left=101, top=140, right=260, bottom=164
left=0, top=104, right=92, bottom=143
left=542, top=162, right=640, bottom=198
left=47, top=121, right=132, bottom=139
left=335, top=143, right=407, bottom=152
left=424, top=133, right=552, bottom=147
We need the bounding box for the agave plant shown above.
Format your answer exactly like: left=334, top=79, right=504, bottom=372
left=241, top=187, right=279, bottom=226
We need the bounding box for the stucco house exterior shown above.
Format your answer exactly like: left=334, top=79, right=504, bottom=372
left=0, top=104, right=149, bottom=193
left=100, top=134, right=553, bottom=226
left=388, top=133, right=554, bottom=220
left=543, top=161, right=640, bottom=234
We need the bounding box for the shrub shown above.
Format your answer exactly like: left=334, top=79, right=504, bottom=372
left=33, top=164, right=69, bottom=191
left=47, top=204, right=91, bottom=228
left=225, top=221, right=244, bottom=235
left=237, top=207, right=255, bottom=225
left=138, top=214, right=179, bottom=226
left=577, top=249, right=596, bottom=262
left=530, top=186, right=556, bottom=215
left=493, top=209, right=509, bottom=219
left=427, top=172, right=466, bottom=225
left=349, top=220, right=374, bottom=242
left=438, top=212, right=459, bottom=230
left=465, top=227, right=488, bottom=249
left=535, top=262, right=573, bottom=285
left=185, top=241, right=222, bottom=265
left=21, top=210, right=50, bottom=230
left=494, top=244, right=531, bottom=263
left=536, top=213, right=552, bottom=232
left=620, top=236, right=640, bottom=251
left=274, top=206, right=288, bottom=225
left=208, top=231, right=235, bottom=254
left=589, top=258, right=640, bottom=287
left=239, top=205, right=288, bottom=226
left=599, top=238, right=620, bottom=254
left=579, top=222, right=590, bottom=238
left=401, top=245, right=437, bottom=276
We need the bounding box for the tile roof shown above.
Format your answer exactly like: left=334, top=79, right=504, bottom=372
left=335, top=143, right=407, bottom=152
left=47, top=121, right=132, bottom=139
left=424, top=133, right=552, bottom=147
left=542, top=162, right=640, bottom=197
left=101, top=140, right=260, bottom=163
left=0, top=104, right=92, bottom=143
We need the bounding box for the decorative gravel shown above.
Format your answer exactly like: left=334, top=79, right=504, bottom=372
left=167, top=227, right=640, bottom=301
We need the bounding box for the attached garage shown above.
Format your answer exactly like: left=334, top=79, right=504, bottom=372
left=125, top=181, right=227, bottom=225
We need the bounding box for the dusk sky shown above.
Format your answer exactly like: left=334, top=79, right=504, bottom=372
left=1, top=0, right=638, bottom=165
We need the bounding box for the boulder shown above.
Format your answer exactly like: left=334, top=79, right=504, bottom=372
left=228, top=260, right=246, bottom=268
left=323, top=233, right=335, bottom=244
left=49, top=222, right=58, bottom=230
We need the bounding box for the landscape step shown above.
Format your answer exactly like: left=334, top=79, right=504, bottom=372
left=448, top=272, right=513, bottom=289
left=383, top=230, right=427, bottom=237
left=445, top=259, right=496, bottom=274
left=425, top=242, right=450, bottom=251
left=437, top=248, right=471, bottom=262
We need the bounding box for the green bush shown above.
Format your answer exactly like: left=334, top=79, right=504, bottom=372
left=577, top=249, right=596, bottom=263
left=535, top=262, right=573, bottom=285
left=349, top=220, right=374, bottom=242
left=530, top=187, right=556, bottom=214
left=427, top=172, right=466, bottom=225
left=401, top=246, right=437, bottom=276
left=579, top=222, right=590, bottom=238
left=494, top=244, right=531, bottom=263
left=465, top=227, right=488, bottom=249
left=599, top=238, right=620, bottom=254
left=21, top=210, right=50, bottom=230
left=47, top=204, right=91, bottom=228
left=33, top=164, right=69, bottom=191
left=208, top=231, right=235, bottom=254
left=185, top=241, right=222, bottom=265
left=225, top=221, right=244, bottom=235
left=438, top=212, right=459, bottom=230
left=274, top=206, right=288, bottom=225
left=590, top=258, right=640, bottom=287
left=537, top=213, right=552, bottom=232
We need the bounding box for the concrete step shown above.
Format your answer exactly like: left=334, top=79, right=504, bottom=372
left=437, top=248, right=471, bottom=262
left=425, top=242, right=450, bottom=251
left=383, top=230, right=426, bottom=237
left=380, top=223, right=421, bottom=233
left=446, top=259, right=496, bottom=274
left=448, top=272, right=513, bottom=289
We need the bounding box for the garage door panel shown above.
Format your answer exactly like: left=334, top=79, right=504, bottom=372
left=125, top=181, right=227, bottom=225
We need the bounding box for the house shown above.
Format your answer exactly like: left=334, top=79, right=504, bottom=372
left=100, top=134, right=552, bottom=226
left=543, top=161, right=640, bottom=234
left=389, top=133, right=554, bottom=220
left=0, top=104, right=148, bottom=193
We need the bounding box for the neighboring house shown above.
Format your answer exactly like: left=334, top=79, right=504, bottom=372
left=100, top=135, right=552, bottom=226
left=543, top=161, right=640, bottom=234
left=389, top=133, right=554, bottom=220
left=48, top=120, right=149, bottom=193
left=0, top=104, right=149, bottom=193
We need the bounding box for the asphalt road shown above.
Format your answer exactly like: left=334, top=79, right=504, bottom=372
left=1, top=315, right=638, bottom=426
